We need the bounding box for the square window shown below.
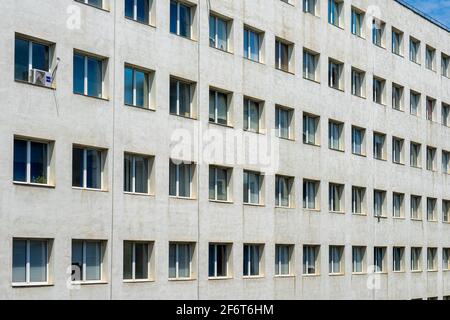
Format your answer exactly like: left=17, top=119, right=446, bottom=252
left=275, top=244, right=293, bottom=276
left=14, top=138, right=52, bottom=185
left=303, top=245, right=320, bottom=275
left=124, top=65, right=154, bottom=109
left=328, top=120, right=344, bottom=151
left=209, top=243, right=231, bottom=278
left=124, top=153, right=153, bottom=194
left=123, top=241, right=153, bottom=281
left=373, top=132, right=386, bottom=160
left=244, top=26, right=263, bottom=63
left=209, top=166, right=231, bottom=202
left=303, top=179, right=320, bottom=210
left=411, top=195, right=422, bottom=220
left=170, top=0, right=194, bottom=39
left=275, top=175, right=294, bottom=208
left=243, top=170, right=263, bottom=205
left=244, top=97, right=264, bottom=133
left=409, top=37, right=421, bottom=63
left=411, top=247, right=422, bottom=271
left=351, top=68, right=365, bottom=98
left=328, top=0, right=344, bottom=28
left=169, top=242, right=195, bottom=279
left=329, top=246, right=344, bottom=275
left=303, top=113, right=320, bottom=145
left=391, top=28, right=403, bottom=56
left=169, top=160, right=195, bottom=198
left=73, top=52, right=107, bottom=99
left=329, top=183, right=344, bottom=213
left=209, top=88, right=230, bottom=126
left=12, top=239, right=50, bottom=284
left=328, top=59, right=344, bottom=90
left=374, top=247, right=386, bottom=273
left=352, top=186, right=366, bottom=215
left=392, top=137, right=404, bottom=164
left=209, top=14, right=231, bottom=52
left=275, top=106, right=294, bottom=140
left=392, top=192, right=404, bottom=218
left=243, top=244, right=263, bottom=277
left=351, top=126, right=366, bottom=156
left=303, top=49, right=320, bottom=81
left=71, top=240, right=105, bottom=282
left=351, top=8, right=365, bottom=37
left=275, top=38, right=294, bottom=73
left=170, top=77, right=196, bottom=118
left=352, top=246, right=366, bottom=273
left=410, top=91, right=421, bottom=116
left=374, top=190, right=386, bottom=217
left=14, top=35, right=54, bottom=87
left=72, top=146, right=105, bottom=190
left=393, top=247, right=405, bottom=272
left=373, top=77, right=386, bottom=104
left=427, top=198, right=437, bottom=221
left=125, top=0, right=153, bottom=25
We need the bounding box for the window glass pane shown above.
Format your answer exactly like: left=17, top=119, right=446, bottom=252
left=134, top=243, right=148, bottom=279
left=86, top=149, right=101, bottom=189
left=280, top=43, right=289, bottom=71
left=12, top=240, right=27, bottom=283
left=85, top=242, right=101, bottom=281
left=73, top=54, right=85, bottom=95
left=13, top=139, right=27, bottom=182
left=250, top=245, right=260, bottom=276
left=72, top=148, right=83, bottom=187
left=178, top=164, right=191, bottom=197
left=168, top=244, right=177, bottom=278
left=169, top=161, right=177, bottom=196
left=134, top=156, right=149, bottom=194
left=278, top=108, right=289, bottom=138
left=243, top=245, right=249, bottom=276
left=179, top=4, right=191, bottom=38
left=217, top=245, right=227, bottom=277
left=124, top=154, right=133, bottom=192
left=135, top=70, right=147, bottom=107
left=249, top=31, right=259, bottom=61
left=71, top=240, right=83, bottom=281
left=15, top=38, right=29, bottom=81
left=170, top=1, right=177, bottom=34
left=209, top=167, right=215, bottom=200
left=208, top=245, right=215, bottom=277
left=30, top=142, right=47, bottom=184
left=124, top=67, right=133, bottom=105
left=209, top=16, right=216, bottom=47
left=217, top=18, right=227, bottom=51
left=217, top=92, right=228, bottom=125
left=248, top=172, right=260, bottom=204
left=32, top=42, right=49, bottom=71
left=178, top=82, right=191, bottom=117
left=87, top=57, right=102, bottom=98
left=170, top=80, right=177, bottom=114
left=125, top=0, right=134, bottom=19
left=178, top=244, right=191, bottom=278
left=123, top=242, right=133, bottom=280
left=216, top=168, right=227, bottom=201
left=243, top=30, right=249, bottom=59
left=136, top=0, right=150, bottom=24
left=209, top=91, right=216, bottom=122
left=29, top=240, right=47, bottom=283
left=249, top=101, right=259, bottom=132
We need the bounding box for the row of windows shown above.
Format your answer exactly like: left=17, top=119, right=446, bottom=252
left=11, top=238, right=450, bottom=286
left=16, top=2, right=450, bottom=127
left=75, top=0, right=450, bottom=81
left=11, top=137, right=450, bottom=222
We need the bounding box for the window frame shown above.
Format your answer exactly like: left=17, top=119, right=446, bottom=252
left=124, top=153, right=152, bottom=195
left=123, top=241, right=153, bottom=282
left=12, top=238, right=50, bottom=286
left=71, top=239, right=105, bottom=283
left=13, top=138, right=51, bottom=186
left=73, top=51, right=106, bottom=99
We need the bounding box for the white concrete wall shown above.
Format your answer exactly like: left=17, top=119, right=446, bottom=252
left=0, top=0, right=449, bottom=300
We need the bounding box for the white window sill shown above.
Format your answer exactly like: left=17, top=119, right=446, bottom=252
left=242, top=275, right=264, bottom=279
left=243, top=203, right=265, bottom=207
left=15, top=79, right=56, bottom=90
left=208, top=276, right=232, bottom=281
left=209, top=199, right=233, bottom=204
left=71, top=281, right=108, bottom=286
left=125, top=103, right=156, bottom=112
left=274, top=275, right=295, bottom=279
left=13, top=181, right=55, bottom=189
left=393, top=270, right=406, bottom=274
left=209, top=45, right=234, bottom=55
left=329, top=273, right=345, bottom=277
left=275, top=205, right=295, bottom=210
left=124, top=16, right=156, bottom=29
left=208, top=121, right=234, bottom=129
left=124, top=192, right=154, bottom=197
left=352, top=213, right=367, bottom=216
left=73, top=92, right=109, bottom=102
left=123, top=279, right=155, bottom=284
left=304, top=208, right=320, bottom=212
left=72, top=187, right=108, bottom=193
left=302, top=274, right=320, bottom=277
left=330, top=211, right=345, bottom=215
left=168, top=278, right=196, bottom=282
left=12, top=282, right=53, bottom=288
left=169, top=196, right=197, bottom=201
left=352, top=272, right=367, bottom=276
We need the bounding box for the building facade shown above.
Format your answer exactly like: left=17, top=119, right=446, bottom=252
left=0, top=0, right=449, bottom=300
